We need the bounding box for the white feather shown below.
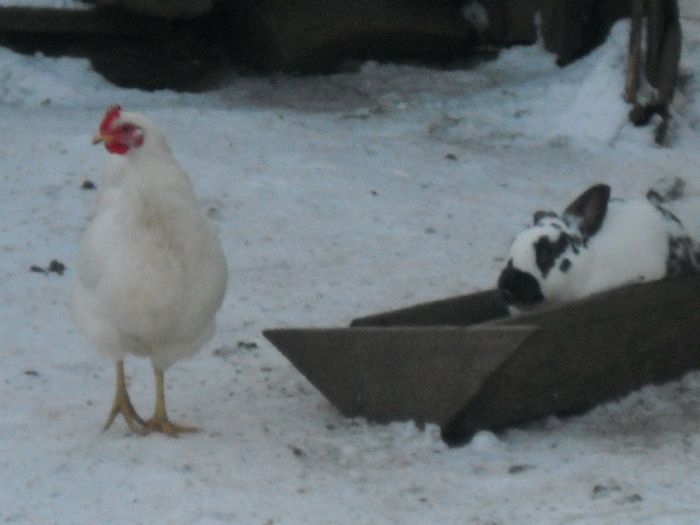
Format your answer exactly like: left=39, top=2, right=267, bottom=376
left=71, top=111, right=228, bottom=370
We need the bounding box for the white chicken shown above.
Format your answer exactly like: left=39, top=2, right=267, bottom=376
left=71, top=105, right=228, bottom=436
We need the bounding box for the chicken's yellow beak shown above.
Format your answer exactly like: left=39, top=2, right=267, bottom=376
left=92, top=132, right=112, bottom=145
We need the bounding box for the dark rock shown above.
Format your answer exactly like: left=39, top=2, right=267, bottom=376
left=475, top=0, right=540, bottom=46
left=0, top=1, right=643, bottom=89
left=0, top=5, right=226, bottom=91
left=30, top=259, right=66, bottom=276
left=592, top=483, right=622, bottom=499
left=539, top=0, right=632, bottom=66
left=48, top=259, right=66, bottom=275
left=92, top=0, right=217, bottom=20
left=87, top=19, right=227, bottom=91
left=508, top=464, right=536, bottom=474
left=228, top=0, right=479, bottom=73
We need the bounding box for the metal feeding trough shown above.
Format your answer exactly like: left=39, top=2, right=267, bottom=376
left=263, top=275, right=700, bottom=446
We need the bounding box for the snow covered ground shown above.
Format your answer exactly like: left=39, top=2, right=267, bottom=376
left=2, top=18, right=700, bottom=525
left=0, top=1, right=88, bottom=8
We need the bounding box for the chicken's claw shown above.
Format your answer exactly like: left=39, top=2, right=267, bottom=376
left=142, top=418, right=200, bottom=437
left=103, top=361, right=146, bottom=435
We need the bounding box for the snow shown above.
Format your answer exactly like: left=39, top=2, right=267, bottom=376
left=0, top=0, right=89, bottom=9
left=2, top=18, right=700, bottom=525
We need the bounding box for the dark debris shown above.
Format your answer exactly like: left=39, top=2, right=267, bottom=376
left=30, top=259, right=66, bottom=276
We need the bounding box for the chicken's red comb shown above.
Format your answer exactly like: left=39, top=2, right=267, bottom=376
left=99, top=105, right=122, bottom=134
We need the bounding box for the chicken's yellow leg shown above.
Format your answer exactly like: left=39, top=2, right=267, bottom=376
left=143, top=367, right=199, bottom=436
left=103, top=360, right=146, bottom=434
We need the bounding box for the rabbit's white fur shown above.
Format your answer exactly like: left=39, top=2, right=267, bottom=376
left=498, top=183, right=697, bottom=310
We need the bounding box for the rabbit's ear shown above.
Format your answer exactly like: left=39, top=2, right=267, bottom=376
left=563, top=184, right=611, bottom=239
left=533, top=210, right=558, bottom=225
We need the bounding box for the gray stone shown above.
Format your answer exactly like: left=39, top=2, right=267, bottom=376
left=93, top=0, right=216, bottom=19
left=229, top=0, right=478, bottom=72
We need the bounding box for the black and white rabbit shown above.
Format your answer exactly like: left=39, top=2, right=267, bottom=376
left=498, top=183, right=698, bottom=311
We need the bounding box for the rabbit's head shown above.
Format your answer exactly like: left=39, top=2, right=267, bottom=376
left=498, top=184, right=612, bottom=309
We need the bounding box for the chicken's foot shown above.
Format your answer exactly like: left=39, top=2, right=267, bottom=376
left=103, top=360, right=146, bottom=434
left=143, top=367, right=199, bottom=436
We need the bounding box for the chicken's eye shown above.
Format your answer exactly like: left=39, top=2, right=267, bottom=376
left=120, top=124, right=134, bottom=133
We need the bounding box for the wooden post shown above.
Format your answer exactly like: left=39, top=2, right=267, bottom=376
left=624, top=0, right=644, bottom=104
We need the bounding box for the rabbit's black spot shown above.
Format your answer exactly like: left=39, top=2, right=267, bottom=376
left=560, top=258, right=572, bottom=272
left=498, top=260, right=544, bottom=306
left=667, top=236, right=699, bottom=276
left=535, top=234, right=570, bottom=277
left=533, top=210, right=558, bottom=225
left=534, top=238, right=555, bottom=276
